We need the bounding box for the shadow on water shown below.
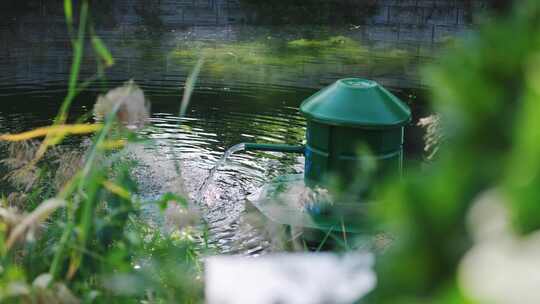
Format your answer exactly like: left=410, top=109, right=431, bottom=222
left=0, top=3, right=435, bottom=253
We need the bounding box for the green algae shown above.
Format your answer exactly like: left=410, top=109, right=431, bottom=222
left=170, top=36, right=412, bottom=77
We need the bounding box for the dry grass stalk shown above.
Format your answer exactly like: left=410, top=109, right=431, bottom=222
left=1, top=141, right=85, bottom=192
left=0, top=204, right=23, bottom=237
left=180, top=59, right=204, bottom=117
left=52, top=148, right=85, bottom=191
left=418, top=114, right=443, bottom=160
left=6, top=193, right=29, bottom=209
left=1, top=141, right=43, bottom=191
left=5, top=198, right=66, bottom=250
left=2, top=273, right=80, bottom=304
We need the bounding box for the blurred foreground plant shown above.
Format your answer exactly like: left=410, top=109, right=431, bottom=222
left=369, top=1, right=540, bottom=303
left=0, top=1, right=205, bottom=303
left=0, top=84, right=204, bottom=303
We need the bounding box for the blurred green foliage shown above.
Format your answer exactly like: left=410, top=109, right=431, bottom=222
left=368, top=0, right=540, bottom=302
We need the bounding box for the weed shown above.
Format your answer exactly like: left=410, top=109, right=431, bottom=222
left=0, top=1, right=205, bottom=303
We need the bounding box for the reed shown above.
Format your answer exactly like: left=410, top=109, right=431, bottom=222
left=0, top=1, right=205, bottom=302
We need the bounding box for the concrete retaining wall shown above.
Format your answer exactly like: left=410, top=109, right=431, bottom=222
left=0, top=0, right=489, bottom=90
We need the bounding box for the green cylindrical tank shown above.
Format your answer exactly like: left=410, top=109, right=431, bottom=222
left=300, top=78, right=411, bottom=185
left=244, top=78, right=411, bottom=185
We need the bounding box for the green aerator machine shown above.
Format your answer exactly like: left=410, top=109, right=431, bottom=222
left=244, top=78, right=411, bottom=185
left=242, top=78, right=411, bottom=245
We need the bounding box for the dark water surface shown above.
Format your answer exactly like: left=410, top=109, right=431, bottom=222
left=0, top=15, right=436, bottom=253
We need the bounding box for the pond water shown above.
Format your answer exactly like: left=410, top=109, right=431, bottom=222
left=0, top=20, right=433, bottom=254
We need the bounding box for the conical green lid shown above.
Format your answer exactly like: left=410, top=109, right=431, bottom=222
left=300, top=78, right=411, bottom=128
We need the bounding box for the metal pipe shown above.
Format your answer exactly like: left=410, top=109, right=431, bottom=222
left=244, top=143, right=305, bottom=154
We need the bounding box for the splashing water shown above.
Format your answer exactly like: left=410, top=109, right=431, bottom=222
left=196, top=143, right=247, bottom=204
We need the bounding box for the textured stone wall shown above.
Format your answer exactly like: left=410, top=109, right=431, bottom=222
left=346, top=0, right=488, bottom=87
left=366, top=0, right=487, bottom=44
left=1, top=1, right=487, bottom=43
left=110, top=0, right=487, bottom=32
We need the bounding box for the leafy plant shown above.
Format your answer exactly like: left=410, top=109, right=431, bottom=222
left=368, top=1, right=540, bottom=303
left=0, top=1, right=205, bottom=303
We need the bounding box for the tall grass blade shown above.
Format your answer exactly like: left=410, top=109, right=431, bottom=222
left=64, top=0, right=73, bottom=34
left=316, top=227, right=334, bottom=252
left=80, top=103, right=122, bottom=178
left=66, top=98, right=123, bottom=279
left=49, top=222, right=74, bottom=280
left=33, top=0, right=89, bottom=163
left=62, top=0, right=88, bottom=118
left=92, top=36, right=114, bottom=68
left=179, top=58, right=204, bottom=117
left=67, top=171, right=104, bottom=280
left=169, top=58, right=205, bottom=175
left=50, top=174, right=82, bottom=279
left=0, top=124, right=102, bottom=142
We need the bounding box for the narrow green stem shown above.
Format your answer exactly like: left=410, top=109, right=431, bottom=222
left=57, top=0, right=89, bottom=123
left=316, top=226, right=334, bottom=252
left=49, top=173, right=81, bottom=279
left=50, top=221, right=74, bottom=280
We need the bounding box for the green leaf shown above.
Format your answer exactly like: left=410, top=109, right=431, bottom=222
left=64, top=0, right=73, bottom=28
left=92, top=36, right=114, bottom=67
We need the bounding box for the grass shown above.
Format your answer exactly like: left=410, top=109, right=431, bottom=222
left=0, top=1, right=207, bottom=302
